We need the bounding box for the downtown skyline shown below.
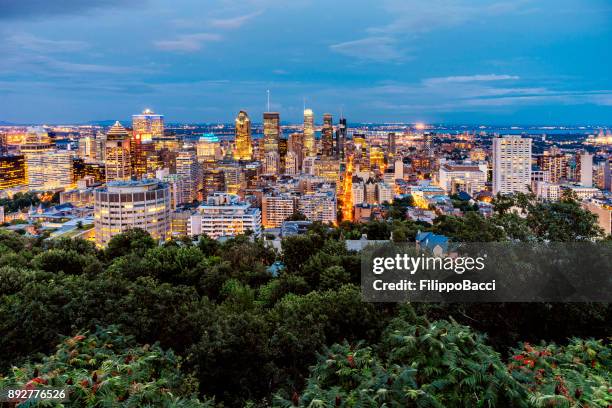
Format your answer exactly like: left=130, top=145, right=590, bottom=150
left=0, top=0, right=611, bottom=125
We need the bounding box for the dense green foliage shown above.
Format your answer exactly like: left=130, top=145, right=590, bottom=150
left=0, top=326, right=210, bottom=407
left=0, top=191, right=609, bottom=406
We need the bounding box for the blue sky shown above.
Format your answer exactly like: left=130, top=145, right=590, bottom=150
left=0, top=0, right=611, bottom=125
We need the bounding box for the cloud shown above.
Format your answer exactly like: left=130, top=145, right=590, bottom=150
left=154, top=33, right=222, bottom=52
left=8, top=33, right=89, bottom=52
left=209, top=11, right=262, bottom=29
left=423, top=74, right=520, bottom=85
left=0, top=0, right=143, bottom=20
left=330, top=37, right=404, bottom=61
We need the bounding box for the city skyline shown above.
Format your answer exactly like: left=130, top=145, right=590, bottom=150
left=1, top=0, right=611, bottom=125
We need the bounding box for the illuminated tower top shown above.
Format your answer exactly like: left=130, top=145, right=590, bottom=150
left=106, top=121, right=130, bottom=141
left=132, top=109, right=165, bottom=138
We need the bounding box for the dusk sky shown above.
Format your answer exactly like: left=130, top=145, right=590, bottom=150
left=1, top=0, right=611, bottom=125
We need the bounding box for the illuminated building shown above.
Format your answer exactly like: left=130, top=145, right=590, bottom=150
left=218, top=163, right=243, bottom=194
left=175, top=147, right=200, bottom=204
left=285, top=151, right=298, bottom=175
left=387, top=132, right=396, bottom=158
left=78, top=136, right=96, bottom=161
left=438, top=162, right=488, bottom=196
left=94, top=179, right=171, bottom=246
left=21, top=127, right=54, bottom=190
left=297, top=191, right=336, bottom=224
left=321, top=113, right=333, bottom=157
left=492, top=136, right=532, bottom=195
left=335, top=117, right=346, bottom=159
left=537, top=152, right=568, bottom=183
left=0, top=155, right=26, bottom=189
left=469, top=148, right=486, bottom=162
left=263, top=112, right=280, bottom=154
left=314, top=158, right=340, bottom=182
left=278, top=137, right=288, bottom=172
left=234, top=111, right=253, bottom=160
left=73, top=159, right=106, bottom=184
left=46, top=150, right=75, bottom=189
left=130, top=132, right=154, bottom=179
left=132, top=109, right=164, bottom=138
left=287, top=133, right=304, bottom=171
left=369, top=146, right=385, bottom=171
left=262, top=194, right=297, bottom=228
left=105, top=121, right=131, bottom=182
left=377, top=182, right=394, bottom=204
left=197, top=133, right=221, bottom=164
left=394, top=159, right=404, bottom=181
left=188, top=193, right=261, bottom=239
left=303, top=108, right=315, bottom=156
left=352, top=179, right=365, bottom=205
left=202, top=169, right=225, bottom=199
left=264, top=151, right=280, bottom=175
left=171, top=210, right=191, bottom=237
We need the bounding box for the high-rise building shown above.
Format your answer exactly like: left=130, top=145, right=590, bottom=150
left=264, top=151, right=280, bottom=175
left=285, top=151, right=298, bottom=175
left=94, top=179, right=172, bottom=246
left=0, top=155, right=26, bottom=189
left=388, top=132, right=396, bottom=158
left=188, top=193, right=261, bottom=239
left=278, top=137, right=288, bottom=172
left=321, top=113, right=333, bottom=157
left=105, top=122, right=131, bottom=183
left=21, top=127, right=54, bottom=190
left=175, top=147, right=200, bottom=204
left=303, top=108, right=315, bottom=156
left=202, top=169, right=225, bottom=199
left=234, top=111, right=253, bottom=160
left=130, top=132, right=154, bottom=180
left=46, top=150, right=75, bottom=189
left=262, top=194, right=297, bottom=228
left=132, top=109, right=164, bottom=138
left=492, top=136, right=532, bottom=195
left=263, top=112, right=280, bottom=155
left=335, top=117, right=347, bottom=159
left=288, top=133, right=304, bottom=171
left=579, top=153, right=593, bottom=187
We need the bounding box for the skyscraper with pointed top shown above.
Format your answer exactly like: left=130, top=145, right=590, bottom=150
left=105, top=121, right=132, bottom=182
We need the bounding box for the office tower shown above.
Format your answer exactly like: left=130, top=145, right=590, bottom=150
left=322, top=113, right=334, bottom=157
left=218, top=163, right=244, bottom=194
left=369, top=146, right=385, bottom=170
left=285, top=151, right=298, bottom=175
left=94, top=180, right=171, bottom=246
left=202, top=169, right=225, bottom=199
left=73, top=159, right=106, bottom=184
left=394, top=159, right=404, bottom=181
left=188, top=193, right=262, bottom=239
left=104, top=121, right=131, bottom=182
left=130, top=132, right=154, bottom=180
left=492, top=136, right=532, bottom=195
left=298, top=191, right=337, bottom=224
left=132, top=109, right=164, bottom=138
left=288, top=133, right=304, bottom=171
left=175, top=147, right=200, bottom=204
left=78, top=136, right=96, bottom=160
left=303, top=108, right=315, bottom=156
left=263, top=112, right=280, bottom=155
left=262, top=194, right=297, bottom=228
left=278, top=137, right=288, bottom=172
left=197, top=133, right=221, bottom=163
left=46, top=150, right=75, bottom=189
left=21, top=127, right=55, bottom=190
left=264, top=151, right=280, bottom=175
left=0, top=155, right=26, bottom=189
left=439, top=162, right=488, bottom=196
left=388, top=132, right=396, bottom=158
left=579, top=153, right=593, bottom=187
left=335, top=117, right=347, bottom=159
left=234, top=111, right=253, bottom=160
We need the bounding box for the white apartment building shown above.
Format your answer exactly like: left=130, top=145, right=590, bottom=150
left=262, top=194, right=297, bottom=228
left=492, top=136, right=532, bottom=195
left=188, top=193, right=261, bottom=239
left=297, top=191, right=337, bottom=224
left=438, top=162, right=488, bottom=196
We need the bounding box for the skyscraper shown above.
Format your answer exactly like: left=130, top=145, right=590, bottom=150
left=132, top=109, right=164, bottom=138
left=0, top=155, right=26, bottom=189
left=335, top=117, right=347, bottom=159
left=234, top=110, right=253, bottom=160
left=322, top=113, right=333, bottom=157
left=579, top=153, right=593, bottom=187
left=21, top=127, right=54, bottom=190
left=492, top=136, right=532, bottom=195
left=388, top=132, right=396, bottom=158
left=303, top=108, right=315, bottom=156
left=175, top=147, right=200, bottom=204
left=105, top=121, right=131, bottom=183
left=263, top=112, right=280, bottom=155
